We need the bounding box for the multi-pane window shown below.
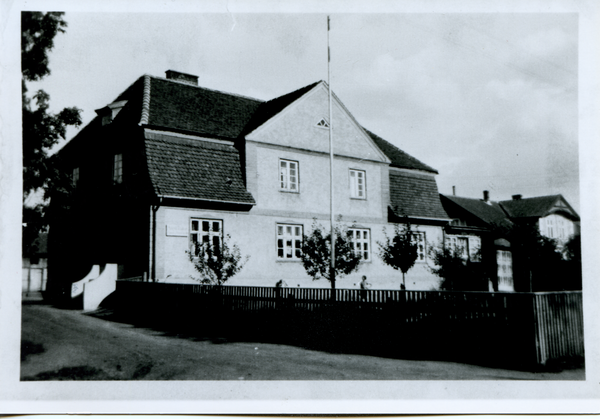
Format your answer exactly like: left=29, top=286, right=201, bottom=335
left=277, top=224, right=303, bottom=260
left=316, top=118, right=329, bottom=128
left=72, top=167, right=80, bottom=187
left=448, top=236, right=469, bottom=260
left=349, top=169, right=366, bottom=199
left=349, top=228, right=371, bottom=261
left=190, top=219, right=222, bottom=257
left=113, top=153, right=123, bottom=184
left=496, top=250, right=513, bottom=287
left=279, top=159, right=298, bottom=192
left=411, top=232, right=426, bottom=261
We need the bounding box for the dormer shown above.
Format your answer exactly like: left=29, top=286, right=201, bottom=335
left=95, top=100, right=128, bottom=126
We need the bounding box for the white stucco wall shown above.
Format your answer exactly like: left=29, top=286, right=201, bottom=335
left=154, top=206, right=444, bottom=291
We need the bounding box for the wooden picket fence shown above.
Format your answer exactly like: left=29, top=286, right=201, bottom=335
left=115, top=281, right=584, bottom=367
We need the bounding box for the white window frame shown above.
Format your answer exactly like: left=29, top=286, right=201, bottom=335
left=277, top=224, right=303, bottom=260
left=448, top=236, right=469, bottom=260
left=315, top=118, right=330, bottom=129
left=411, top=232, right=427, bottom=262
left=497, top=250, right=513, bottom=287
left=279, top=159, right=299, bottom=193
left=113, top=153, right=123, bottom=184
left=348, top=228, right=371, bottom=261
left=190, top=219, right=223, bottom=257
left=349, top=169, right=366, bottom=199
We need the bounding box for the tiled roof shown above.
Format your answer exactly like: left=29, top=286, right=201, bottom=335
left=499, top=194, right=579, bottom=220
left=389, top=170, right=449, bottom=220
left=146, top=77, right=263, bottom=139
left=144, top=132, right=255, bottom=204
left=441, top=195, right=512, bottom=228
left=364, top=129, right=438, bottom=174
left=241, top=81, right=321, bottom=136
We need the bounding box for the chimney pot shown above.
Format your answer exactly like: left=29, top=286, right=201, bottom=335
left=483, top=190, right=489, bottom=202
left=452, top=186, right=456, bottom=196
left=512, top=194, right=522, bottom=200
left=165, top=70, right=199, bottom=86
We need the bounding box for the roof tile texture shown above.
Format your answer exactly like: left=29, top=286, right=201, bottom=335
left=389, top=170, right=448, bottom=219
left=145, top=132, right=255, bottom=204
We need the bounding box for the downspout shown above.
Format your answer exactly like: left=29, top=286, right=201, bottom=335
left=149, top=196, right=162, bottom=282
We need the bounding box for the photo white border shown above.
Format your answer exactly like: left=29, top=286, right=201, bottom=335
left=1, top=0, right=599, bottom=414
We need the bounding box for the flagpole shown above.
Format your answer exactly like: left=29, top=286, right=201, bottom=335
left=328, top=15, right=336, bottom=298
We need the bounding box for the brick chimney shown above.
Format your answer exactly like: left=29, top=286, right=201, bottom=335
left=165, top=70, right=198, bottom=86
left=483, top=190, right=489, bottom=202
left=512, top=194, right=522, bottom=200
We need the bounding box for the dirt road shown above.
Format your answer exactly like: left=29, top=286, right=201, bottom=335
left=21, top=303, right=584, bottom=380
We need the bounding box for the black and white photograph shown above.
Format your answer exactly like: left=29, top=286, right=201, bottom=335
left=1, top=0, right=599, bottom=414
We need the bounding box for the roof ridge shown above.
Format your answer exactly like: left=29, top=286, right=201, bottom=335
left=148, top=74, right=264, bottom=103
left=139, top=75, right=151, bottom=126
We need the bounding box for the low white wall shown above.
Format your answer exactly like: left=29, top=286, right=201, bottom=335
left=71, top=265, right=101, bottom=298
left=83, top=264, right=117, bottom=311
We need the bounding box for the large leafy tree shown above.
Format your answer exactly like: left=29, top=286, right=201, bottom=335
left=300, top=220, right=362, bottom=300
left=428, top=243, right=483, bottom=291
left=22, top=12, right=82, bottom=254
left=377, top=222, right=418, bottom=289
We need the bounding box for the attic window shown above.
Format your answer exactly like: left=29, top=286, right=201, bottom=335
left=315, top=118, right=329, bottom=129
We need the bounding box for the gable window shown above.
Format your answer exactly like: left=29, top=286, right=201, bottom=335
left=349, top=228, right=371, bottom=261
left=113, top=153, right=123, bottom=184
left=349, top=169, right=366, bottom=199
left=279, top=159, right=298, bottom=192
left=411, top=232, right=426, bottom=261
left=72, top=167, right=80, bottom=187
left=277, top=224, right=303, bottom=260
left=190, top=219, right=222, bottom=257
left=315, top=118, right=329, bottom=128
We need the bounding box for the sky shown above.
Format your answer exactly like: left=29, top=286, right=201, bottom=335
left=26, top=10, right=580, bottom=211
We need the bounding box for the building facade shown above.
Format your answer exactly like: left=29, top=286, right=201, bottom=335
left=49, top=71, right=455, bottom=293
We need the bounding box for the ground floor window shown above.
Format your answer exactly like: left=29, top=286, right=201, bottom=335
left=448, top=235, right=469, bottom=260
left=277, top=224, right=303, bottom=259
left=497, top=249, right=513, bottom=287
left=348, top=228, right=371, bottom=261
left=411, top=232, right=427, bottom=261
left=190, top=219, right=222, bottom=256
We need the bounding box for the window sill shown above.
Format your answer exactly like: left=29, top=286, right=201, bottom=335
left=279, top=190, right=300, bottom=194
left=350, top=197, right=367, bottom=201
left=276, top=258, right=303, bottom=263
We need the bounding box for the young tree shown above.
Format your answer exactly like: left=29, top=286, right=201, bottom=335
left=300, top=220, right=362, bottom=300
left=377, top=223, right=419, bottom=289
left=187, top=234, right=249, bottom=286
left=22, top=12, right=82, bottom=252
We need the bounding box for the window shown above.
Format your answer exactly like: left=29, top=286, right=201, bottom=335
left=113, top=153, right=123, bottom=184
left=279, top=159, right=299, bottom=192
left=349, top=228, right=371, bottom=261
left=316, top=118, right=329, bottom=128
left=190, top=219, right=222, bottom=256
left=277, top=224, right=303, bottom=260
left=72, top=167, right=80, bottom=187
left=411, top=232, right=426, bottom=261
left=349, top=169, right=366, bottom=199
left=448, top=236, right=469, bottom=260
left=497, top=250, right=513, bottom=286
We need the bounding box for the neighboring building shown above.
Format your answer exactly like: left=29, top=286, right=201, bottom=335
left=22, top=232, right=48, bottom=298
left=48, top=71, right=450, bottom=293
left=440, top=191, right=515, bottom=291
left=440, top=191, right=581, bottom=292
left=498, top=194, right=580, bottom=246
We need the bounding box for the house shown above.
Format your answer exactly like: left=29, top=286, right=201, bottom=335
left=440, top=191, right=581, bottom=292
left=498, top=194, right=580, bottom=246
left=48, top=70, right=451, bottom=296
left=22, top=232, right=48, bottom=298
left=440, top=191, right=515, bottom=291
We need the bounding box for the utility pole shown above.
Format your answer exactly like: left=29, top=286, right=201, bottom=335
left=327, top=15, right=336, bottom=301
